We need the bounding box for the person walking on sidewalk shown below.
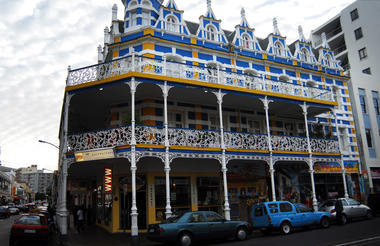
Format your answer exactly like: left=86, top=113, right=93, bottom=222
left=335, top=198, right=344, bottom=225
left=77, top=206, right=85, bottom=233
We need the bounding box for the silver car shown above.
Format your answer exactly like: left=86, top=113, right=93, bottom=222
left=318, top=198, right=373, bottom=224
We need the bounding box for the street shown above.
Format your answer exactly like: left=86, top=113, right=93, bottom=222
left=0, top=215, right=379, bottom=246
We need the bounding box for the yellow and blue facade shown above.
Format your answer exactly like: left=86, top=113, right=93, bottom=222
left=59, top=0, right=363, bottom=235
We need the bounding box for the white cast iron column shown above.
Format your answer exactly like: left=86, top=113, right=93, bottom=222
left=130, top=78, right=139, bottom=240
left=333, top=110, right=349, bottom=199
left=57, top=92, right=72, bottom=239
left=262, top=97, right=276, bottom=201
left=216, top=90, right=231, bottom=220
left=302, top=102, right=318, bottom=211
left=162, top=81, right=172, bottom=218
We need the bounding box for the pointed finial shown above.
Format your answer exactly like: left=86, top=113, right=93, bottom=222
left=273, top=17, right=280, bottom=36
left=298, top=25, right=306, bottom=42
left=321, top=32, right=330, bottom=49
left=241, top=8, right=246, bottom=18
left=112, top=4, right=118, bottom=21
left=207, top=0, right=211, bottom=9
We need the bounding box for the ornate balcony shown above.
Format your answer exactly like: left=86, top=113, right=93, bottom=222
left=67, top=125, right=339, bottom=154
left=67, top=55, right=334, bottom=102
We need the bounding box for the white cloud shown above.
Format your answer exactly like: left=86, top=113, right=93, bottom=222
left=0, top=0, right=355, bottom=171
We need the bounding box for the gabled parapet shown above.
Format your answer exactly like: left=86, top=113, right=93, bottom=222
left=266, top=18, right=293, bottom=59
left=232, top=8, right=263, bottom=52
left=122, top=0, right=162, bottom=31
left=293, top=26, right=318, bottom=64
left=154, top=0, right=190, bottom=35
left=195, top=0, right=228, bottom=44
left=317, top=32, right=342, bottom=70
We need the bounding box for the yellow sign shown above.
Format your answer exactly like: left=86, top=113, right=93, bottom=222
left=75, top=149, right=115, bottom=162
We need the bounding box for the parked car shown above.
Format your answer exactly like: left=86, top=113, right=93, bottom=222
left=8, top=207, right=20, bottom=215
left=252, top=201, right=330, bottom=235
left=367, top=193, right=380, bottom=216
left=9, top=213, right=50, bottom=245
left=0, top=206, right=10, bottom=218
left=318, top=198, right=372, bottom=224
left=147, top=211, right=250, bottom=246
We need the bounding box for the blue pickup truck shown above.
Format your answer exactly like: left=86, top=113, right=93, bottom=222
left=251, top=201, right=330, bottom=235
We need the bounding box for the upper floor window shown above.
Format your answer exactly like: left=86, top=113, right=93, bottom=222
left=206, top=25, right=217, bottom=41
left=166, top=16, right=178, bottom=32
left=358, top=47, right=367, bottom=60
left=142, top=10, right=150, bottom=25
left=362, top=67, right=371, bottom=75
left=350, top=8, right=359, bottom=21
left=324, top=54, right=333, bottom=67
left=366, top=128, right=373, bottom=148
left=300, top=48, right=310, bottom=62
left=274, top=41, right=284, bottom=56
left=354, top=27, right=363, bottom=40
left=130, top=11, right=137, bottom=26
left=359, top=88, right=367, bottom=114
left=129, top=0, right=138, bottom=7
left=242, top=34, right=251, bottom=49
left=373, top=91, right=380, bottom=115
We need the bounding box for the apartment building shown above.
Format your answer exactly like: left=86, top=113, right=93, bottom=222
left=311, top=0, right=380, bottom=192
left=56, top=0, right=362, bottom=235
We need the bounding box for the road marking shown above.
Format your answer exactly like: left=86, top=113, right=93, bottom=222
left=334, top=235, right=380, bottom=246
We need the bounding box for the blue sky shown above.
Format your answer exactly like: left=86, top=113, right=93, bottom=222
left=0, top=0, right=355, bottom=171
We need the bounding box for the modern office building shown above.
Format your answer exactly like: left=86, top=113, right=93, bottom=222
left=17, top=165, right=54, bottom=194
left=311, top=0, right=380, bottom=192
left=57, top=0, right=362, bottom=236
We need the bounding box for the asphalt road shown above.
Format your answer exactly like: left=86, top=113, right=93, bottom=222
left=208, top=217, right=380, bottom=246
left=1, top=214, right=380, bottom=246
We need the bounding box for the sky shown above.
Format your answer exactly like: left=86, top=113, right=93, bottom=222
left=0, top=0, right=355, bottom=172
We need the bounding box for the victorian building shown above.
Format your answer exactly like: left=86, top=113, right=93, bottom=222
left=311, top=0, right=380, bottom=193
left=56, top=0, right=362, bottom=237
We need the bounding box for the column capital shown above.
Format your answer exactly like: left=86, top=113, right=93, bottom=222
left=302, top=103, right=308, bottom=115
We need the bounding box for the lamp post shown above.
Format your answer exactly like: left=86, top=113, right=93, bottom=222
left=38, top=140, right=59, bottom=149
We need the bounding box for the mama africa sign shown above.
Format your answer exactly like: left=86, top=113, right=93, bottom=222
left=314, top=161, right=359, bottom=173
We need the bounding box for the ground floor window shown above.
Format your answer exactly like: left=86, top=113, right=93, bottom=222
left=155, top=177, right=191, bottom=220
left=197, top=177, right=221, bottom=212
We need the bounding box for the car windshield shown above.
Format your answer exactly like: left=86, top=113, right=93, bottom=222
left=321, top=200, right=336, bottom=207
left=16, top=216, right=45, bottom=225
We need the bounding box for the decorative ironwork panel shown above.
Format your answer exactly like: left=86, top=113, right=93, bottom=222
left=135, top=126, right=165, bottom=145
left=66, top=55, right=334, bottom=102
left=311, top=138, right=339, bottom=153
left=224, top=132, right=268, bottom=150
left=271, top=135, right=308, bottom=152
left=168, top=128, right=221, bottom=148
left=68, top=126, right=132, bottom=152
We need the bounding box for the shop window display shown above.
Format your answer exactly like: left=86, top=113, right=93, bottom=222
left=197, top=177, right=221, bottom=212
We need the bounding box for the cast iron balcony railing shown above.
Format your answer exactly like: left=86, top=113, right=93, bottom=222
left=67, top=125, right=339, bottom=154
left=67, top=55, right=334, bottom=102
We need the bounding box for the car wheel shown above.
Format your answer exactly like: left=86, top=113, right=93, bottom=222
left=341, top=214, right=347, bottom=225
left=320, top=217, right=330, bottom=228
left=280, top=222, right=291, bottom=235
left=366, top=211, right=373, bottom=220
left=178, top=232, right=192, bottom=246
left=235, top=227, right=247, bottom=241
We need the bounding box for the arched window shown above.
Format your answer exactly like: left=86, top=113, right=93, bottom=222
left=142, top=0, right=151, bottom=6
left=300, top=48, right=309, bottom=62
left=206, top=25, right=217, bottom=41
left=274, top=41, right=284, bottom=56
left=129, top=0, right=138, bottom=7
left=325, top=54, right=333, bottom=67
left=166, top=16, right=178, bottom=32
left=242, top=34, right=251, bottom=49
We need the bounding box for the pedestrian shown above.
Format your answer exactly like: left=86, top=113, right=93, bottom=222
left=77, top=206, right=84, bottom=233
left=335, top=198, right=344, bottom=225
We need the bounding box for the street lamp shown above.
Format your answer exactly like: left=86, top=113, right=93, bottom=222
left=38, top=140, right=59, bottom=149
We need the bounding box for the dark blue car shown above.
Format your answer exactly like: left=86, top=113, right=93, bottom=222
left=147, top=211, right=250, bottom=246
left=252, top=201, right=330, bottom=235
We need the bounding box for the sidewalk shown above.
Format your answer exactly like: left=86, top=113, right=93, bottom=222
left=52, top=225, right=156, bottom=246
